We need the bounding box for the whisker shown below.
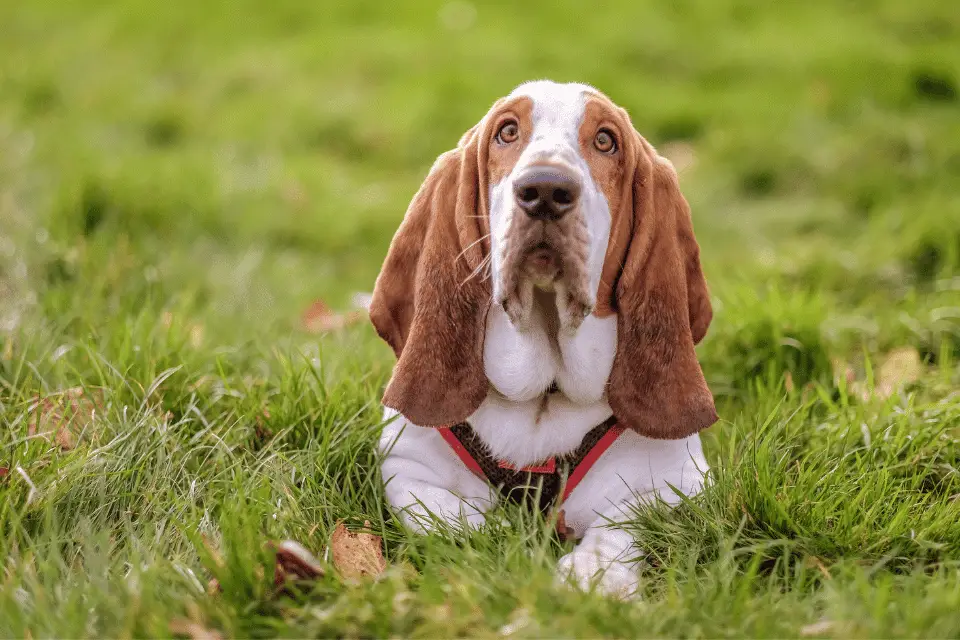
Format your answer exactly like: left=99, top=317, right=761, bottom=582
left=454, top=232, right=491, bottom=266
left=468, top=255, right=491, bottom=282
left=460, top=253, right=492, bottom=287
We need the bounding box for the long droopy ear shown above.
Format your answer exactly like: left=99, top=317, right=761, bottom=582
left=606, top=135, right=717, bottom=439
left=369, top=129, right=491, bottom=427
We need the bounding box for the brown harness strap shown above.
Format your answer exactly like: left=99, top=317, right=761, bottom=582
left=437, top=416, right=623, bottom=511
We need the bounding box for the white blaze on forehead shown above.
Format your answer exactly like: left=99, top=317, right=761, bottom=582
left=507, top=81, right=596, bottom=164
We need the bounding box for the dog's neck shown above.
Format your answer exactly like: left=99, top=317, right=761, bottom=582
left=469, top=290, right=618, bottom=468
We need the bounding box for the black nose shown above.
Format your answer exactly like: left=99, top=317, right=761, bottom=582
left=513, top=167, right=581, bottom=221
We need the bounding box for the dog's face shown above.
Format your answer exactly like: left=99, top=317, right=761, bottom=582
left=370, top=80, right=717, bottom=440
left=485, top=82, right=624, bottom=332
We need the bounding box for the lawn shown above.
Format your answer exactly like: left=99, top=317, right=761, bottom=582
left=2, top=0, right=960, bottom=637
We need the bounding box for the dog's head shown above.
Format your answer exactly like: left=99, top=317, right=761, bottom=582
left=370, top=80, right=717, bottom=439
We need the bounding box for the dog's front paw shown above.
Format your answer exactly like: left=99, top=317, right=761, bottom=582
left=555, top=549, right=639, bottom=600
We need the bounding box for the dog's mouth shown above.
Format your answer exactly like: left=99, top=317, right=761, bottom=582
left=497, top=221, right=594, bottom=332
left=522, top=241, right=562, bottom=288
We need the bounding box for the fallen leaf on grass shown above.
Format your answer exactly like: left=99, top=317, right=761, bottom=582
left=800, top=619, right=835, bottom=637
left=0, top=467, right=8, bottom=480
left=351, top=291, right=373, bottom=311
left=330, top=520, right=386, bottom=580
left=499, top=607, right=536, bottom=636
left=189, top=323, right=205, bottom=348
left=160, top=312, right=204, bottom=348
left=282, top=179, right=308, bottom=208
left=554, top=509, right=575, bottom=543
left=301, top=299, right=365, bottom=333
left=200, top=535, right=225, bottom=568
left=804, top=555, right=832, bottom=580
left=28, top=388, right=104, bottom=450
left=876, top=346, right=922, bottom=398
left=169, top=619, right=223, bottom=640
left=189, top=375, right=216, bottom=392
left=253, top=408, right=273, bottom=445
left=831, top=358, right=856, bottom=387
left=835, top=348, right=924, bottom=401
left=660, top=141, right=698, bottom=173
left=271, top=539, right=325, bottom=587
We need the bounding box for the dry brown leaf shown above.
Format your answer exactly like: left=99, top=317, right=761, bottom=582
left=200, top=535, right=224, bottom=569
left=330, top=520, right=386, bottom=580
left=189, top=375, right=215, bottom=392
left=831, top=358, right=855, bottom=387
left=301, top=299, right=365, bottom=333
left=876, top=346, right=922, bottom=398
left=28, top=388, right=104, bottom=450
left=800, top=619, right=835, bottom=637
left=0, top=467, right=8, bottom=480
left=282, top=180, right=308, bottom=208
left=351, top=291, right=373, bottom=311
left=271, top=539, right=325, bottom=587
left=660, top=141, right=698, bottom=173
left=554, top=509, right=575, bottom=543
left=253, top=409, right=274, bottom=445
left=805, top=555, right=832, bottom=580
left=169, top=619, right=223, bottom=640
left=189, top=323, right=205, bottom=348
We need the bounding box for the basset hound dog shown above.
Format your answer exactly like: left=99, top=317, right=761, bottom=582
left=370, top=80, right=717, bottom=598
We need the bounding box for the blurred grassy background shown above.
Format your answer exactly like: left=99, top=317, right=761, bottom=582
left=2, top=0, right=960, bottom=637
left=3, top=0, right=958, bottom=352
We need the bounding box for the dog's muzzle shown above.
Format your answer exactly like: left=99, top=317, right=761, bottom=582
left=497, top=162, right=593, bottom=330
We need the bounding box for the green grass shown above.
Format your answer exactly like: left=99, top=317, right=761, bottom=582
left=2, top=0, right=960, bottom=637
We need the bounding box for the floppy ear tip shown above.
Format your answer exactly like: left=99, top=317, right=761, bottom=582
left=381, top=379, right=484, bottom=429
left=368, top=303, right=403, bottom=358
left=609, top=376, right=718, bottom=439
left=690, top=302, right=713, bottom=345
left=692, top=401, right=720, bottom=434
left=679, top=380, right=719, bottom=436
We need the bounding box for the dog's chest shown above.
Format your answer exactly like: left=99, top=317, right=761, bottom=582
left=471, top=303, right=619, bottom=468
left=483, top=302, right=617, bottom=404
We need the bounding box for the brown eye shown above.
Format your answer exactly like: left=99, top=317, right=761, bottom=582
left=594, top=129, right=617, bottom=153
left=496, top=120, right=519, bottom=144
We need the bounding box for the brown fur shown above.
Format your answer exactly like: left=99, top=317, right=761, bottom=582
left=602, top=129, right=717, bottom=438
left=370, top=88, right=717, bottom=439
left=369, top=109, right=500, bottom=426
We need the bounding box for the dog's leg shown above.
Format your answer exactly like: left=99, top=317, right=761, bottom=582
left=380, top=411, right=494, bottom=533
left=555, top=433, right=710, bottom=599
left=555, top=516, right=641, bottom=599
left=383, top=470, right=492, bottom=533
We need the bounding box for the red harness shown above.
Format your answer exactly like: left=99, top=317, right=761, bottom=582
left=437, top=417, right=625, bottom=509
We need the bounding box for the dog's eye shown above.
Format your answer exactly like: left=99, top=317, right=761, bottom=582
left=496, top=120, right=520, bottom=144
left=594, top=129, right=617, bottom=154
